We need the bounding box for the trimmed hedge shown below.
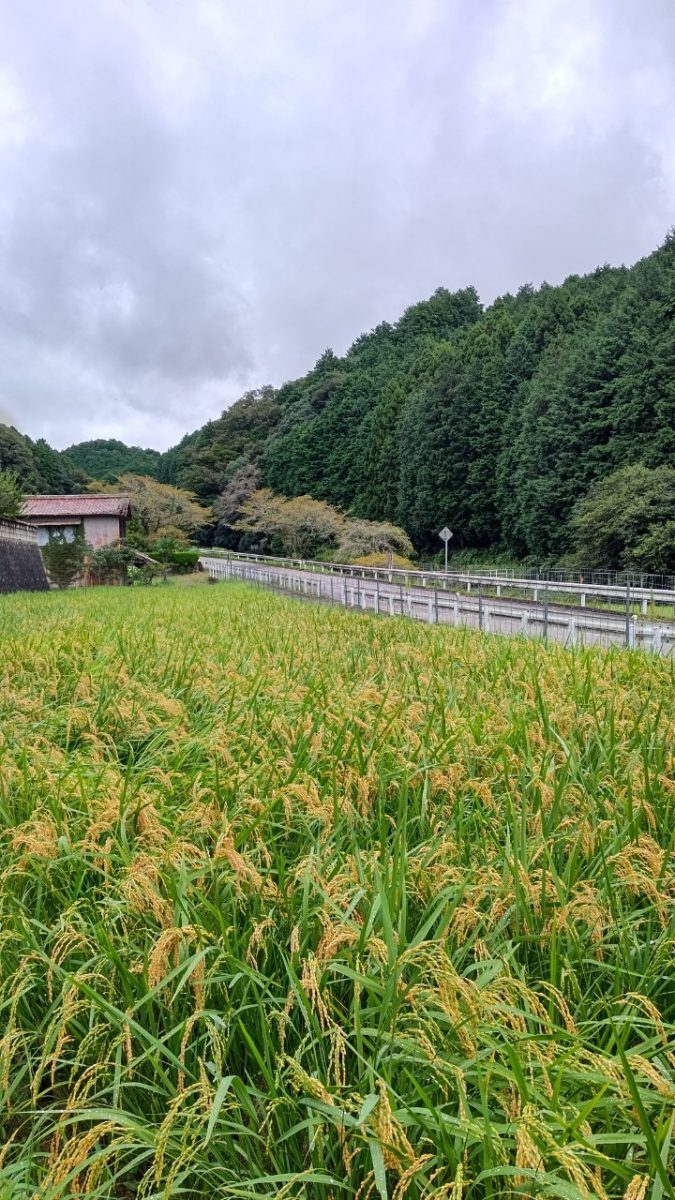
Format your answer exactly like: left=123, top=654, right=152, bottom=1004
left=169, top=548, right=200, bottom=573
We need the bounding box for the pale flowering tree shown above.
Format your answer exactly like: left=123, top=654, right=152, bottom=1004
left=236, top=489, right=344, bottom=558
left=335, top=519, right=413, bottom=561
left=280, top=496, right=345, bottom=558
left=236, top=490, right=414, bottom=562
left=103, top=474, right=211, bottom=539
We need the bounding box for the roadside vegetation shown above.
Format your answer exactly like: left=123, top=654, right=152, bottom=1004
left=0, top=583, right=673, bottom=1197
left=232, top=488, right=413, bottom=563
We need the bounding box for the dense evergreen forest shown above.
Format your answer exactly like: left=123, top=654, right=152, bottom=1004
left=64, top=438, right=162, bottom=483
left=0, top=422, right=85, bottom=495
left=2, top=234, right=674, bottom=562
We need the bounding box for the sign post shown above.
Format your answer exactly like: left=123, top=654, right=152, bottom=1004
left=438, top=526, right=453, bottom=573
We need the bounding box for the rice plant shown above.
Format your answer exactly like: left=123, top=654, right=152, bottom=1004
left=0, top=582, right=673, bottom=1199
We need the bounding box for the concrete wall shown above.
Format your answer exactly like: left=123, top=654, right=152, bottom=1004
left=0, top=520, right=49, bottom=593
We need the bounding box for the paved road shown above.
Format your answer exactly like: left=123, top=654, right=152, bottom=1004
left=200, top=556, right=675, bottom=656
left=198, top=549, right=675, bottom=611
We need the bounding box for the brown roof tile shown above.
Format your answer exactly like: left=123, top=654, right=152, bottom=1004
left=22, top=494, right=131, bottom=519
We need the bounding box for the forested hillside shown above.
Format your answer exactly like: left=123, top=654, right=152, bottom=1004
left=162, top=233, right=674, bottom=560
left=64, top=438, right=161, bottom=483
left=0, top=422, right=83, bottom=494
left=4, top=233, right=674, bottom=562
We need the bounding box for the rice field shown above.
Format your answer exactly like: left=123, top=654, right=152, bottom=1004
left=0, top=582, right=674, bottom=1199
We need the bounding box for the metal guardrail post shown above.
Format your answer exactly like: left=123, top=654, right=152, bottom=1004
left=200, top=554, right=673, bottom=660
left=543, top=583, right=549, bottom=642
left=202, top=550, right=675, bottom=607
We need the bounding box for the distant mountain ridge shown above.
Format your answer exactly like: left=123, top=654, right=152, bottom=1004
left=64, top=439, right=162, bottom=483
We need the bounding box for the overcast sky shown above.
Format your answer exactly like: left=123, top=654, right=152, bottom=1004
left=0, top=0, right=673, bottom=450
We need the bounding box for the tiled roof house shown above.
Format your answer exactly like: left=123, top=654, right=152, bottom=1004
left=21, top=494, right=131, bottom=548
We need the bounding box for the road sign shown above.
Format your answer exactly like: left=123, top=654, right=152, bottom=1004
left=439, top=526, right=453, bottom=572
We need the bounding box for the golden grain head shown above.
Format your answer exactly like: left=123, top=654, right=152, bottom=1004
left=0, top=582, right=673, bottom=1195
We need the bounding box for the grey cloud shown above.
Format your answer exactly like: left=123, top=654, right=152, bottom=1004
left=0, top=0, right=673, bottom=448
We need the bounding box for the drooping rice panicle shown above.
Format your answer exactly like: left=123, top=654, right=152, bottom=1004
left=0, top=582, right=673, bottom=1198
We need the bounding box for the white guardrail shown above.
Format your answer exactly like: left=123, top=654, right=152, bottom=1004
left=198, top=549, right=675, bottom=612
left=199, top=553, right=675, bottom=657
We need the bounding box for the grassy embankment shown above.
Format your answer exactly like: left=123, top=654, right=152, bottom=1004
left=0, top=583, right=673, bottom=1197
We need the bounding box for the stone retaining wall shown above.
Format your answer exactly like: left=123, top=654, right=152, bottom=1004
left=0, top=519, right=50, bottom=593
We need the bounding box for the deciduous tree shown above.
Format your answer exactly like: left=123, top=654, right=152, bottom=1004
left=236, top=490, right=344, bottom=558
left=104, top=475, right=210, bottom=540
left=336, top=518, right=413, bottom=561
